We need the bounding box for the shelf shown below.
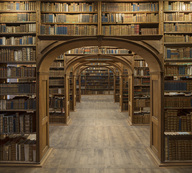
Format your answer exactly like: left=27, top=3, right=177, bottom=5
left=41, top=22, right=98, bottom=25
left=164, top=32, right=192, bottom=34
left=164, top=132, right=192, bottom=136
left=41, top=11, right=97, bottom=14
left=102, top=22, right=159, bottom=25
left=164, top=107, right=192, bottom=110
left=0, top=32, right=36, bottom=36
left=0, top=61, right=36, bottom=64
left=38, top=35, right=163, bottom=41
left=134, top=85, right=150, bottom=87
left=0, top=109, right=35, bottom=112
left=102, top=11, right=159, bottom=14
left=65, top=53, right=133, bottom=56
left=0, top=10, right=36, bottom=13
left=0, top=45, right=36, bottom=47
left=0, top=21, right=36, bottom=24
left=164, top=42, right=192, bottom=47
left=0, top=77, right=36, bottom=79
left=164, top=59, right=192, bottom=62
left=164, top=10, right=192, bottom=13
left=164, top=21, right=192, bottom=23
left=134, top=76, right=150, bottom=78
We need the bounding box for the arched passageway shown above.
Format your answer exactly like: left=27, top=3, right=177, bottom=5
left=36, top=37, right=164, bottom=164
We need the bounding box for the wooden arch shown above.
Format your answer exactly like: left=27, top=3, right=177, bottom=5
left=36, top=36, right=164, bottom=164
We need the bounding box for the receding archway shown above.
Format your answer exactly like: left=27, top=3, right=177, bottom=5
left=36, top=37, right=164, bottom=164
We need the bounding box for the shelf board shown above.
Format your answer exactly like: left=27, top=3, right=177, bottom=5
left=0, top=132, right=36, bottom=135
left=41, top=22, right=97, bottom=25
left=102, top=22, right=159, bottom=25
left=65, top=53, right=133, bottom=56
left=0, top=77, right=36, bottom=79
left=41, top=11, right=97, bottom=14
left=134, top=76, right=150, bottom=78
left=134, top=85, right=150, bottom=87
left=164, top=107, right=192, bottom=109
left=164, top=32, right=192, bottom=34
left=38, top=35, right=163, bottom=41
left=164, top=10, right=192, bottom=13
left=164, top=21, right=192, bottom=23
left=0, top=61, right=36, bottom=64
left=0, top=10, right=36, bottom=13
left=164, top=132, right=192, bottom=135
left=0, top=21, right=36, bottom=24
left=0, top=32, right=36, bottom=36
left=0, top=45, right=36, bottom=48
left=164, top=59, right=192, bottom=62
left=0, top=93, right=36, bottom=96
left=102, top=11, right=159, bottom=14
left=164, top=42, right=192, bottom=47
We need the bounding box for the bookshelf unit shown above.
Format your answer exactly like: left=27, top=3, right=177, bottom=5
left=81, top=67, right=114, bottom=95
left=40, top=0, right=98, bottom=36
left=0, top=0, right=38, bottom=165
left=163, top=0, right=192, bottom=164
left=114, top=68, right=120, bottom=102
left=132, top=55, right=150, bottom=125
left=101, top=1, right=159, bottom=36
left=121, top=67, right=129, bottom=112
left=49, top=54, right=65, bottom=124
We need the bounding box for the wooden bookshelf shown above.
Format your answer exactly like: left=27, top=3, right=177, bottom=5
left=163, top=0, right=192, bottom=165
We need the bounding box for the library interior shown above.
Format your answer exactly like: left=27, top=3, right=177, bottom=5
left=0, top=0, right=192, bottom=172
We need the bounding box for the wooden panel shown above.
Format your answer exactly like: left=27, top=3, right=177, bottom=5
left=152, top=123, right=158, bottom=152
left=152, top=80, right=159, bottom=119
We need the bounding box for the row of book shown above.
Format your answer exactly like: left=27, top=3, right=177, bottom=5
left=0, top=113, right=36, bottom=134
left=132, top=114, right=150, bottom=124
left=41, top=2, right=97, bottom=12
left=0, top=83, right=36, bottom=95
left=165, top=47, right=192, bottom=59
left=164, top=80, right=192, bottom=91
left=0, top=13, right=36, bottom=22
left=101, top=2, right=159, bottom=12
left=41, top=14, right=98, bottom=23
left=134, top=88, right=150, bottom=96
left=49, top=114, right=65, bottom=124
left=134, top=60, right=148, bottom=67
left=164, top=13, right=192, bottom=22
left=165, top=110, right=192, bottom=132
left=134, top=78, right=150, bottom=85
left=81, top=90, right=112, bottom=95
left=40, top=24, right=97, bottom=35
left=0, top=135, right=36, bottom=162
left=164, top=1, right=192, bottom=11
left=164, top=96, right=192, bottom=108
left=0, top=48, right=36, bottom=62
left=165, top=136, right=192, bottom=161
left=0, top=66, right=36, bottom=78
left=0, top=97, right=36, bottom=111
left=49, top=88, right=64, bottom=95
left=50, top=61, right=64, bottom=68
left=141, top=28, right=158, bottom=35
left=0, top=24, right=36, bottom=33
left=164, top=34, right=192, bottom=43
left=0, top=36, right=36, bottom=45
left=102, top=24, right=140, bottom=35
left=66, top=47, right=130, bottom=54
left=0, top=1, right=36, bottom=11
left=49, top=79, right=64, bottom=86
left=49, top=70, right=64, bottom=77
left=134, top=98, right=150, bottom=108
left=164, top=23, right=192, bottom=33
left=134, top=69, right=149, bottom=76
left=165, top=65, right=192, bottom=76
left=102, top=13, right=158, bottom=23
left=122, top=103, right=128, bottom=111
left=49, top=97, right=64, bottom=110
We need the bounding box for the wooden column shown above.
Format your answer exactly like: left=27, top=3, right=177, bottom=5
left=114, top=75, right=116, bottom=102
left=128, top=74, right=134, bottom=124
left=64, top=74, right=70, bottom=124
left=149, top=72, right=164, bottom=163
left=119, top=75, right=123, bottom=111
left=36, top=71, right=50, bottom=162
left=79, top=75, right=81, bottom=102
left=73, top=75, right=76, bottom=111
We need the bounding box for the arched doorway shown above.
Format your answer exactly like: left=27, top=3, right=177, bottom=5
left=36, top=37, right=164, bottom=164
